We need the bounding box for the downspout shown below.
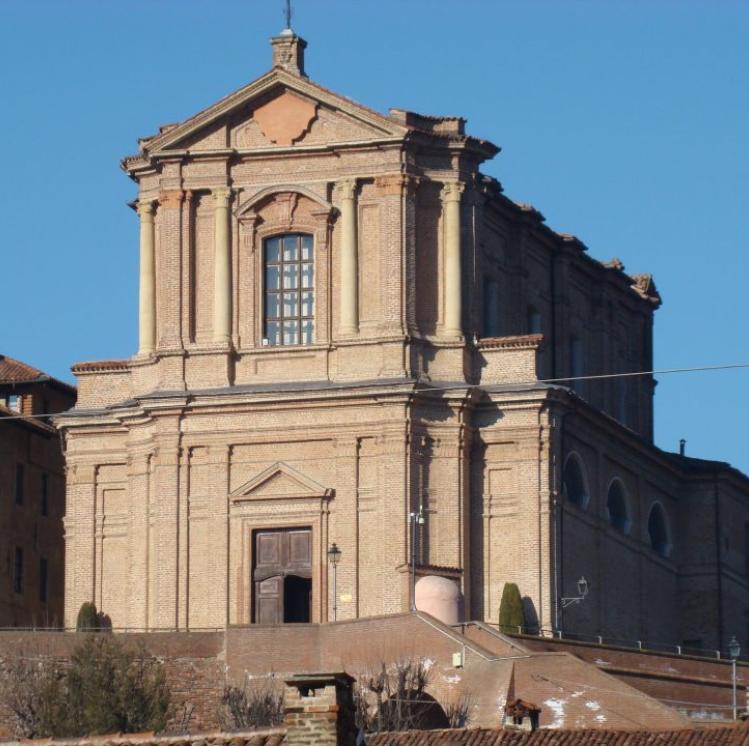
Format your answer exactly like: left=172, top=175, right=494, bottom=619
left=551, top=409, right=567, bottom=632
left=713, top=473, right=724, bottom=650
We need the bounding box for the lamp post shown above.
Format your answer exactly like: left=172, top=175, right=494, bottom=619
left=560, top=576, right=590, bottom=609
left=327, top=542, right=341, bottom=622
left=729, top=635, right=741, bottom=720
left=409, top=506, right=425, bottom=611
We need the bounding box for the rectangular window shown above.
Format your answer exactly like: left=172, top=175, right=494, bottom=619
left=41, top=473, right=49, bottom=516
left=264, top=234, right=314, bottom=346
left=7, top=394, right=20, bottom=411
left=14, top=547, right=23, bottom=594
left=39, top=558, right=48, bottom=603
left=15, top=463, right=24, bottom=505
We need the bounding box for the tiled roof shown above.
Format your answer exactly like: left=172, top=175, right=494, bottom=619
left=0, top=354, right=45, bottom=383
left=368, top=724, right=749, bottom=746
left=5, top=731, right=286, bottom=746
left=0, top=354, right=76, bottom=393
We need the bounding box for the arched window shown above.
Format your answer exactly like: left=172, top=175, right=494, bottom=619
left=648, top=503, right=672, bottom=558
left=606, top=479, right=630, bottom=534
left=527, top=306, right=542, bottom=334
left=562, top=453, right=589, bottom=510
left=263, top=234, right=314, bottom=346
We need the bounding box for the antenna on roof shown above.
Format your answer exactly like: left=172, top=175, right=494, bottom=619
left=281, top=0, right=294, bottom=35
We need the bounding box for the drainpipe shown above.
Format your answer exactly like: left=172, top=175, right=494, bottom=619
left=551, top=409, right=567, bottom=633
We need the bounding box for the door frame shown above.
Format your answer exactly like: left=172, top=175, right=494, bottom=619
left=251, top=526, right=314, bottom=624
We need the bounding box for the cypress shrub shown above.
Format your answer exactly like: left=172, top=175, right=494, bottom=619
left=498, top=582, right=524, bottom=634
left=76, top=602, right=100, bottom=632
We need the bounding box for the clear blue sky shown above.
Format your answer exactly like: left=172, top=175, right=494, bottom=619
left=1, top=1, right=747, bottom=473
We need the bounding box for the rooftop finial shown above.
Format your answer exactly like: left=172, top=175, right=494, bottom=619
left=281, top=0, right=293, bottom=35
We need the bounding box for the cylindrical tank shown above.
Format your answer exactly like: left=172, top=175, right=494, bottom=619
left=415, top=575, right=464, bottom=625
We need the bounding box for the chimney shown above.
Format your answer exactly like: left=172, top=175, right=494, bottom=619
left=284, top=672, right=357, bottom=746
left=271, top=31, right=307, bottom=76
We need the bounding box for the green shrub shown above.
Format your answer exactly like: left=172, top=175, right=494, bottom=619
left=0, top=635, right=171, bottom=738
left=498, top=582, right=524, bottom=634
left=66, top=634, right=170, bottom=736
left=76, top=602, right=100, bottom=632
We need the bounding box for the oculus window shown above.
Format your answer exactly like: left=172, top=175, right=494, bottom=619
left=264, top=234, right=314, bottom=346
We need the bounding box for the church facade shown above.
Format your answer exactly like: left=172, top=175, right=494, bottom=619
left=58, top=32, right=749, bottom=650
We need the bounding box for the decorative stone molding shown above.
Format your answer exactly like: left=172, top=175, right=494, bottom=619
left=231, top=461, right=333, bottom=501
left=440, top=180, right=465, bottom=203
left=253, top=90, right=317, bottom=146
left=478, top=333, right=544, bottom=350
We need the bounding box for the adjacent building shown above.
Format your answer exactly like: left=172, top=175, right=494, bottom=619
left=57, top=30, right=749, bottom=649
left=0, top=355, right=75, bottom=627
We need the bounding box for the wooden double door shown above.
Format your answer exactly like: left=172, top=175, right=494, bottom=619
left=253, top=528, right=312, bottom=624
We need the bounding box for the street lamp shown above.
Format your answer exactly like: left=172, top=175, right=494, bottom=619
left=409, top=507, right=425, bottom=611
left=729, top=635, right=741, bottom=720
left=327, top=542, right=341, bottom=622
left=561, top=576, right=590, bottom=609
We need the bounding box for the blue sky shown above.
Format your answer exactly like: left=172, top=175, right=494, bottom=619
left=1, top=1, right=747, bottom=472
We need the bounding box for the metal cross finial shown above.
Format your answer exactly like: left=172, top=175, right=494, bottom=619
left=283, top=0, right=293, bottom=31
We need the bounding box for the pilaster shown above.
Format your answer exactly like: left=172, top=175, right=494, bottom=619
left=157, top=189, right=185, bottom=349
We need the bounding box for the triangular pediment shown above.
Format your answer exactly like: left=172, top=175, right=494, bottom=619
left=142, top=68, right=407, bottom=155
left=231, top=461, right=333, bottom=501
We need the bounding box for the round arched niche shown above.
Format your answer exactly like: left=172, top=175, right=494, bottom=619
left=415, top=576, right=464, bottom=625
left=648, top=502, right=672, bottom=558
left=606, top=478, right=631, bottom=534
left=562, top=452, right=590, bottom=510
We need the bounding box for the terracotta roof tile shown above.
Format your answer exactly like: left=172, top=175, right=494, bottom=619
left=368, top=724, right=749, bottom=746
left=71, top=359, right=130, bottom=374
left=0, top=354, right=76, bottom=393
left=0, top=354, right=45, bottom=383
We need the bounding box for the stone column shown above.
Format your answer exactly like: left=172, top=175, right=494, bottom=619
left=138, top=201, right=156, bottom=354
left=337, top=179, right=359, bottom=336
left=213, top=187, right=232, bottom=344
left=441, top=181, right=464, bottom=338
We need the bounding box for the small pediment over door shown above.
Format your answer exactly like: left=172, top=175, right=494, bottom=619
left=231, top=461, right=333, bottom=502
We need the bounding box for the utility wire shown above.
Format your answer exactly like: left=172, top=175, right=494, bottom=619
left=1, top=361, right=747, bottom=423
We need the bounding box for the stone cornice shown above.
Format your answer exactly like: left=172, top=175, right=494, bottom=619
left=477, top=334, right=544, bottom=351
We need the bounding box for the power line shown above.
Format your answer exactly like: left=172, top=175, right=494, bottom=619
left=1, top=361, right=747, bottom=424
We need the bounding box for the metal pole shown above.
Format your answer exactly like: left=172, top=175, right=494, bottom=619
left=733, top=657, right=737, bottom=720
left=332, top=563, right=338, bottom=622
left=410, top=512, right=417, bottom=611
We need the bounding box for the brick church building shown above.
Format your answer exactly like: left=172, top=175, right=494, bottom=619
left=58, top=29, right=749, bottom=651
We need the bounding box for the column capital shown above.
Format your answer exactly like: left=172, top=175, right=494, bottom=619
left=137, top=200, right=156, bottom=219
left=212, top=186, right=232, bottom=205
left=335, top=179, right=357, bottom=201
left=440, top=180, right=465, bottom=203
